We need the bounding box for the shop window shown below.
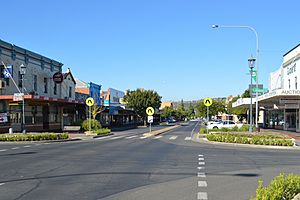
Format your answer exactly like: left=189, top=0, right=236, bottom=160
left=295, top=76, right=298, bottom=89
left=18, top=72, right=22, bottom=88
left=288, top=79, right=290, bottom=89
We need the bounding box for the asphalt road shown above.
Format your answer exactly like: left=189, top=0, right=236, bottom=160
left=0, top=121, right=300, bottom=200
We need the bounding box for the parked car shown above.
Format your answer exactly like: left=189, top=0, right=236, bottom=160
left=207, top=120, right=243, bottom=129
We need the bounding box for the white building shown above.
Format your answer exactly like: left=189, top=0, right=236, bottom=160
left=234, top=43, right=300, bottom=131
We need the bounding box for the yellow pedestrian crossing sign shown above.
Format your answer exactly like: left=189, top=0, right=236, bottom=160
left=86, top=97, right=95, bottom=107
left=203, top=98, right=213, bottom=107
left=146, top=107, right=155, bottom=116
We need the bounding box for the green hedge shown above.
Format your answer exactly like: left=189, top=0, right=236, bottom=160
left=206, top=133, right=293, bottom=146
left=0, top=133, right=69, bottom=142
left=251, top=173, right=300, bottom=200
left=208, top=125, right=256, bottom=133
left=95, top=128, right=111, bottom=135
left=81, top=119, right=101, bottom=131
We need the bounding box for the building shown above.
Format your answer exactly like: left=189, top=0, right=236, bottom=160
left=75, top=79, right=102, bottom=105
left=0, top=39, right=84, bottom=133
left=100, top=88, right=141, bottom=127
left=233, top=43, right=300, bottom=132
left=160, top=102, right=173, bottom=110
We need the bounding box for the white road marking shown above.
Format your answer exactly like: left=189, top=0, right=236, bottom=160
left=198, top=181, right=207, bottom=187
left=11, top=147, right=20, bottom=150
left=197, top=172, right=206, bottom=178
left=184, top=137, right=191, bottom=140
left=198, top=157, right=204, bottom=161
left=35, top=144, right=41, bottom=146
left=197, top=167, right=205, bottom=170
left=169, top=136, right=178, bottom=140
left=140, top=136, right=149, bottom=139
left=125, top=135, right=138, bottom=139
left=23, top=145, right=31, bottom=148
left=198, top=162, right=205, bottom=165
left=154, top=136, right=162, bottom=139
left=44, top=143, right=50, bottom=145
left=111, top=136, right=124, bottom=140
left=197, top=192, right=208, bottom=200
left=0, top=149, right=7, bottom=152
left=198, top=154, right=203, bottom=157
left=0, top=183, right=5, bottom=186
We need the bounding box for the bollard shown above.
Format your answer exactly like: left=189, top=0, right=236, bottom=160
left=9, top=128, right=13, bottom=134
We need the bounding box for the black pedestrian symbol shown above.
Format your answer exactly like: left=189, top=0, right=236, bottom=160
left=206, top=99, right=210, bottom=104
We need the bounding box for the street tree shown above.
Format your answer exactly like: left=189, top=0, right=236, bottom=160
left=195, top=99, right=225, bottom=119
left=227, top=96, right=248, bottom=122
left=124, top=89, right=162, bottom=124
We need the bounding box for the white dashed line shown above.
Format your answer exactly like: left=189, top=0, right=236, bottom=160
left=35, top=144, right=41, bottom=146
left=198, top=167, right=205, bottom=170
left=198, top=162, right=205, bottom=165
left=44, top=143, right=50, bottom=145
left=125, top=136, right=138, bottom=139
left=154, top=136, right=162, bottom=139
left=197, top=172, right=206, bottom=178
left=198, top=157, right=204, bottom=161
left=197, top=192, right=208, bottom=200
left=184, top=137, right=192, bottom=140
left=11, top=147, right=20, bottom=150
left=0, top=149, right=7, bottom=152
left=0, top=183, right=5, bottom=186
left=23, top=145, right=31, bottom=148
left=198, top=154, right=203, bottom=157
left=198, top=181, right=207, bottom=187
left=169, top=136, right=178, bottom=140
left=140, top=136, right=149, bottom=139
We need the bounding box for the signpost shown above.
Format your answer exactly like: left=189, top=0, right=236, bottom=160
left=52, top=72, right=64, bottom=84
left=203, top=98, right=213, bottom=134
left=13, top=93, right=24, bottom=101
left=146, top=107, right=154, bottom=132
left=86, top=97, right=95, bottom=133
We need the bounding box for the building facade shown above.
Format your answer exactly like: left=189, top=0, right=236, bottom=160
left=234, top=43, right=300, bottom=132
left=0, top=40, right=83, bottom=133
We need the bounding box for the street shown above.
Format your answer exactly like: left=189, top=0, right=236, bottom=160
left=0, top=121, right=300, bottom=200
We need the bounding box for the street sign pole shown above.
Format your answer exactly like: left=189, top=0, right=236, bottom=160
left=89, top=106, right=91, bottom=133
left=150, top=121, right=152, bottom=133
left=207, top=106, right=209, bottom=134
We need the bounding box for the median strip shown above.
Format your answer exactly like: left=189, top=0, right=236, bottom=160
left=143, top=125, right=180, bottom=137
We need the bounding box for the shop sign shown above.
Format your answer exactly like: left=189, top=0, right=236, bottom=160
left=13, top=93, right=24, bottom=101
left=53, top=72, right=64, bottom=84
left=285, top=104, right=299, bottom=109
left=0, top=113, right=8, bottom=123
left=287, top=63, right=296, bottom=75
left=281, top=90, right=300, bottom=95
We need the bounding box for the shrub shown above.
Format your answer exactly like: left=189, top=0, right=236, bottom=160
left=252, top=173, right=300, bottom=200
left=81, top=119, right=101, bottom=131
left=0, top=133, right=69, bottom=142
left=199, top=128, right=206, bottom=134
left=95, top=128, right=111, bottom=135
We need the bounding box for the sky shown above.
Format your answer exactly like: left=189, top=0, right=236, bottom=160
left=1, top=0, right=300, bottom=101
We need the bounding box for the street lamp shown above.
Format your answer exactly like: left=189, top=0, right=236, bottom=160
left=19, top=64, right=26, bottom=134
left=212, top=24, right=259, bottom=129
left=248, top=57, right=256, bottom=132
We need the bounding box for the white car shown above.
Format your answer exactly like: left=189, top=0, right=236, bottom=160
left=207, top=120, right=243, bottom=129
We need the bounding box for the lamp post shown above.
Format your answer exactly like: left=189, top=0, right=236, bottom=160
left=248, top=57, right=256, bottom=132
left=212, top=24, right=259, bottom=129
left=19, top=64, right=26, bottom=134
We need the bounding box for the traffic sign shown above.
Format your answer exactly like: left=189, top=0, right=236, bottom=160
left=146, top=107, right=155, bottom=116
left=252, top=88, right=269, bottom=93
left=148, top=116, right=153, bottom=123
left=86, top=97, right=95, bottom=107
left=203, top=98, right=213, bottom=107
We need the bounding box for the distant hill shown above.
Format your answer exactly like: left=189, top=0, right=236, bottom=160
left=172, top=98, right=226, bottom=108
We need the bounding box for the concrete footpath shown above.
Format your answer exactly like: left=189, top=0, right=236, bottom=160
left=260, top=128, right=300, bottom=146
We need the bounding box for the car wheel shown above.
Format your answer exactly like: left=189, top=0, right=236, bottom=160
left=213, top=126, right=218, bottom=129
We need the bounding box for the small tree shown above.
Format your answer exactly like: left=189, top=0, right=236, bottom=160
left=91, top=104, right=105, bottom=120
